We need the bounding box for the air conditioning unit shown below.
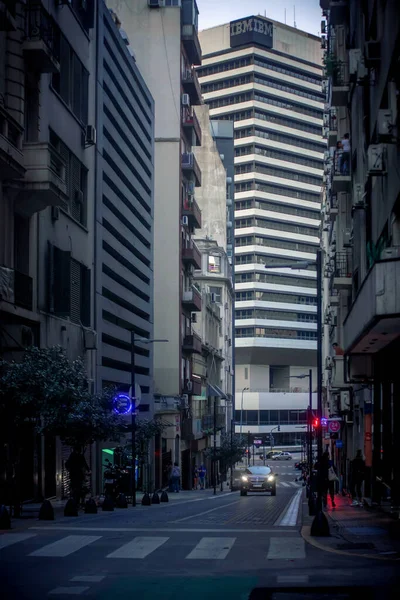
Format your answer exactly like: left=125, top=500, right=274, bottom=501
left=148, top=0, right=165, bottom=7
left=365, top=41, right=381, bottom=65
left=51, top=206, right=60, bottom=221
left=325, top=356, right=333, bottom=370
left=377, top=109, right=394, bottom=141
left=367, top=144, right=385, bottom=175
left=343, top=228, right=352, bottom=247
left=349, top=49, right=361, bottom=75
left=83, top=329, right=97, bottom=350
left=381, top=247, right=400, bottom=260
left=85, top=125, right=96, bottom=146
left=75, top=190, right=84, bottom=204
left=182, top=93, right=190, bottom=106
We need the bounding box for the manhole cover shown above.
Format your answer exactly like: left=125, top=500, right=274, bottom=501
left=337, top=542, right=375, bottom=550
left=346, top=527, right=387, bottom=536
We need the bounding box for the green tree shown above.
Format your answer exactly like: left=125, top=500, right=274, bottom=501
left=204, top=433, right=247, bottom=476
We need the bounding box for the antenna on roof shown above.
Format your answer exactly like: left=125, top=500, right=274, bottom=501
left=284, top=8, right=286, bottom=24
left=294, top=6, right=297, bottom=28
left=264, top=10, right=266, bottom=17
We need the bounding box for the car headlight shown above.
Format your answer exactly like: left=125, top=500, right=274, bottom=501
left=267, top=475, right=275, bottom=482
left=241, top=476, right=248, bottom=482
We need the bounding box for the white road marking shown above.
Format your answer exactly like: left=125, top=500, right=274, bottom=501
left=48, top=587, right=90, bottom=596
left=31, top=526, right=296, bottom=533
left=186, top=537, right=236, bottom=560
left=267, top=537, right=306, bottom=559
left=277, top=575, right=309, bottom=583
left=279, top=482, right=291, bottom=487
left=70, top=576, right=105, bottom=583
left=0, top=533, right=36, bottom=549
left=29, top=535, right=101, bottom=557
left=107, top=536, right=168, bottom=559
left=171, top=500, right=240, bottom=522
left=275, top=489, right=303, bottom=526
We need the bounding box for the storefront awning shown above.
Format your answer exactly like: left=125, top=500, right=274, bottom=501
left=207, top=384, right=228, bottom=399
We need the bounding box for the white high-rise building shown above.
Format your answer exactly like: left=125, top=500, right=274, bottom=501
left=198, top=16, right=324, bottom=446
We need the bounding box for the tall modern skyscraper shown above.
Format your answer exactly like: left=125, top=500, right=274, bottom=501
left=198, top=16, right=324, bottom=445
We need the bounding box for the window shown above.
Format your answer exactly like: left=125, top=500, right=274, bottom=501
left=165, top=0, right=181, bottom=5
left=244, top=367, right=249, bottom=380
left=49, top=130, right=87, bottom=225
left=52, top=34, right=89, bottom=124
left=48, top=243, right=90, bottom=326
left=209, top=286, right=222, bottom=303
left=208, top=255, right=221, bottom=273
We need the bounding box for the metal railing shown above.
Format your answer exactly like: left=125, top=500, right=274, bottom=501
left=334, top=251, right=352, bottom=278
left=24, top=2, right=60, bottom=62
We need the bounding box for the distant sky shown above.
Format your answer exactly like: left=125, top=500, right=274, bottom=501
left=197, top=0, right=322, bottom=37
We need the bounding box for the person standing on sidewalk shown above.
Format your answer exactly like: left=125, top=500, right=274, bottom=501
left=171, top=463, right=181, bottom=493
left=193, top=466, right=199, bottom=490
left=321, top=451, right=338, bottom=508
left=198, top=464, right=206, bottom=490
left=350, top=450, right=365, bottom=506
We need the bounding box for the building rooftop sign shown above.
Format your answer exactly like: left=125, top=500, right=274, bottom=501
left=230, top=16, right=273, bottom=49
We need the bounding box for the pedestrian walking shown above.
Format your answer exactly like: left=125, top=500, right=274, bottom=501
left=171, top=462, right=181, bottom=493
left=193, top=466, right=199, bottom=490
left=321, top=451, right=338, bottom=508
left=198, top=464, right=206, bottom=489
left=340, top=133, right=351, bottom=174
left=350, top=450, right=365, bottom=506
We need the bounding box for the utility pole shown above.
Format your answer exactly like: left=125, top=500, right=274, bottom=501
left=213, top=396, right=217, bottom=495
left=230, top=418, right=234, bottom=489
left=247, top=431, right=251, bottom=466
left=131, top=330, right=137, bottom=507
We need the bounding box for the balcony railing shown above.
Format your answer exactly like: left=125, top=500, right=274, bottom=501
left=182, top=241, right=201, bottom=269
left=0, top=266, right=33, bottom=311
left=182, top=332, right=202, bottom=354
left=0, top=105, right=25, bottom=180
left=201, top=410, right=226, bottom=431
left=182, top=110, right=202, bottom=146
left=334, top=251, right=352, bottom=278
left=182, top=285, right=202, bottom=312
left=23, top=2, right=60, bottom=73
left=182, top=194, right=202, bottom=229
left=181, top=23, right=201, bottom=66
left=182, top=152, right=202, bottom=186
left=182, top=67, right=202, bottom=104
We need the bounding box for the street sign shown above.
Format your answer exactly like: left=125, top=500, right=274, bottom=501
left=128, top=383, right=142, bottom=408
left=113, top=393, right=132, bottom=415
left=336, top=440, right=343, bottom=448
left=321, top=418, right=328, bottom=428
left=328, top=420, right=341, bottom=433
left=254, top=439, right=262, bottom=446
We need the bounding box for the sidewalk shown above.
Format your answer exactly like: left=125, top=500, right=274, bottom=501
left=1, top=486, right=232, bottom=532
left=302, top=492, right=400, bottom=560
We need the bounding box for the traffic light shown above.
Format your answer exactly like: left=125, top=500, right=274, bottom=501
left=312, top=417, right=320, bottom=429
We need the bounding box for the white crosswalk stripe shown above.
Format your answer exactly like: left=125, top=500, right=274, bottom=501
left=186, top=537, right=236, bottom=559
left=107, top=536, right=169, bottom=559
left=29, top=535, right=101, bottom=557
left=0, top=533, right=36, bottom=550
left=279, top=482, right=291, bottom=487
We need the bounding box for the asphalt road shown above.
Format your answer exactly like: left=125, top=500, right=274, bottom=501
left=1, top=464, right=399, bottom=599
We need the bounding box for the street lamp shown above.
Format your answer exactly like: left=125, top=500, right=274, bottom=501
left=290, top=372, right=313, bottom=474
left=240, top=387, right=249, bottom=436
left=130, top=333, right=168, bottom=507
left=265, top=250, right=329, bottom=536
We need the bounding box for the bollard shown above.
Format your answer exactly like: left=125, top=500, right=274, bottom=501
left=116, top=493, right=128, bottom=508
left=64, top=499, right=78, bottom=517
left=151, top=492, right=160, bottom=504
left=84, top=498, right=98, bottom=514
left=39, top=500, right=54, bottom=521
left=141, top=493, right=151, bottom=506
left=160, top=490, right=169, bottom=503
left=0, top=505, right=11, bottom=529
left=102, top=496, right=114, bottom=511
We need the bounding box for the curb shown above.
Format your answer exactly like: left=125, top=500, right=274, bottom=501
left=301, top=524, right=400, bottom=561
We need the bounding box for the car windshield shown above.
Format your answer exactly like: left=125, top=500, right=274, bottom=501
left=245, top=466, right=271, bottom=475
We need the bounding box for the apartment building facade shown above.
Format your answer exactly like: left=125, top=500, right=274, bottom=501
left=95, top=3, right=155, bottom=491
left=321, top=0, right=400, bottom=506
left=0, top=0, right=97, bottom=500
left=198, top=16, right=324, bottom=445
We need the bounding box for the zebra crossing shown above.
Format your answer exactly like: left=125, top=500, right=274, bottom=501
left=277, top=481, right=302, bottom=488
left=0, top=532, right=306, bottom=561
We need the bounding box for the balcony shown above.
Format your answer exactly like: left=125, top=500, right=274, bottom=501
left=331, top=151, right=351, bottom=193
left=182, top=67, right=202, bottom=105
left=182, top=152, right=201, bottom=186
left=182, top=285, right=202, bottom=312
left=329, top=1, right=348, bottom=26
left=201, top=410, right=226, bottom=432
left=183, top=377, right=202, bottom=396
left=0, top=0, right=17, bottom=31
left=344, top=256, right=400, bottom=354
left=12, top=142, right=68, bottom=217
left=23, top=3, right=60, bottom=73
left=328, top=115, right=338, bottom=147
left=0, top=266, right=33, bottom=311
left=182, top=194, right=202, bottom=229
left=182, top=241, right=201, bottom=270
left=182, top=332, right=202, bottom=354
left=182, top=24, right=201, bottom=66
left=182, top=110, right=202, bottom=146
left=0, top=106, right=25, bottom=180
left=330, top=61, right=349, bottom=107
left=331, top=251, right=352, bottom=291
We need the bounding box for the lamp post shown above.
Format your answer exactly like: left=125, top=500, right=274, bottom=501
left=130, top=333, right=168, bottom=507
left=240, top=387, right=249, bottom=436
left=289, top=371, right=313, bottom=471
left=264, top=250, right=329, bottom=535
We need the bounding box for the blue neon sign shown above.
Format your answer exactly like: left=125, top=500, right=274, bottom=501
left=113, top=393, right=133, bottom=415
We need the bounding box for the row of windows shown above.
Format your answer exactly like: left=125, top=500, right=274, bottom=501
left=235, top=198, right=320, bottom=220
left=235, top=234, right=318, bottom=254
left=235, top=144, right=323, bottom=171
left=217, top=109, right=322, bottom=137
left=198, top=54, right=322, bottom=86
left=236, top=217, right=318, bottom=237
left=235, top=162, right=323, bottom=187
left=235, top=180, right=321, bottom=203
left=208, top=91, right=323, bottom=120
left=236, top=309, right=317, bottom=322
left=202, top=72, right=324, bottom=103
left=235, top=272, right=317, bottom=288
left=235, top=254, right=317, bottom=271
left=235, top=290, right=317, bottom=305
left=235, top=410, right=307, bottom=425
left=235, top=327, right=317, bottom=340
left=234, top=126, right=326, bottom=154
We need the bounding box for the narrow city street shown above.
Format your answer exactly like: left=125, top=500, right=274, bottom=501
left=1, top=465, right=399, bottom=599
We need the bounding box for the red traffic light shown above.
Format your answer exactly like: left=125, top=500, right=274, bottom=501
left=312, top=417, right=320, bottom=428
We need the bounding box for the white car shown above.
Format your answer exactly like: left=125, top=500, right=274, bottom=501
left=272, top=452, right=292, bottom=461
